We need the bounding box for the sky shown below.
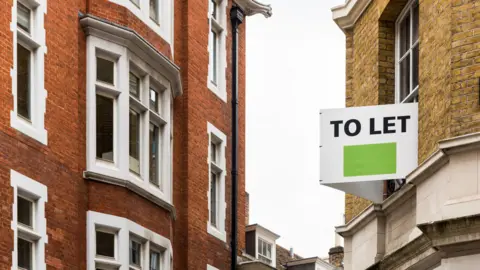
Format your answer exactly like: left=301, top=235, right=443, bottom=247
left=245, top=0, right=347, bottom=258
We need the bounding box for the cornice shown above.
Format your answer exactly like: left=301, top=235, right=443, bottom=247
left=336, top=204, right=383, bottom=237
left=79, top=14, right=183, bottom=98
left=234, top=0, right=272, bottom=18
left=331, top=0, right=372, bottom=32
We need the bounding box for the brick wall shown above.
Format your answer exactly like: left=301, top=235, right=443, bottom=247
left=0, top=0, right=246, bottom=269
left=342, top=0, right=462, bottom=222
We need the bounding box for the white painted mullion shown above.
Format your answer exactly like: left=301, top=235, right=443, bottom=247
left=142, top=75, right=150, bottom=185
left=118, top=50, right=130, bottom=177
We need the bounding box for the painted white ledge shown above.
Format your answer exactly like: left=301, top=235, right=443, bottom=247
left=234, top=0, right=272, bottom=18
left=331, top=0, right=372, bottom=32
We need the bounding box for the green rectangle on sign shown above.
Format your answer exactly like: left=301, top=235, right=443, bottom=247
left=344, top=143, right=397, bottom=177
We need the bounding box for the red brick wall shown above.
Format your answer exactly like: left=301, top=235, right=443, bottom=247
left=0, top=0, right=246, bottom=269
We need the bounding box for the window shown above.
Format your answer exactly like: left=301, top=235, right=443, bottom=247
left=130, top=238, right=142, bottom=268
left=86, top=36, right=173, bottom=204
left=87, top=211, right=172, bottom=270
left=11, top=170, right=47, bottom=270
left=207, top=0, right=227, bottom=101
left=207, top=122, right=226, bottom=242
left=11, top=0, right=48, bottom=144
left=107, top=0, right=173, bottom=44
left=396, top=0, right=419, bottom=103
left=258, top=238, right=273, bottom=265
left=150, top=0, right=159, bottom=23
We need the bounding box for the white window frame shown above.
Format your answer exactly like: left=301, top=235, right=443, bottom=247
left=10, top=0, right=48, bottom=144
left=257, top=238, right=273, bottom=265
left=108, top=0, right=174, bottom=45
left=11, top=169, right=48, bottom=270
left=395, top=0, right=419, bottom=104
left=86, top=36, right=173, bottom=204
left=206, top=122, right=227, bottom=242
left=207, top=0, right=227, bottom=102
left=87, top=211, right=172, bottom=270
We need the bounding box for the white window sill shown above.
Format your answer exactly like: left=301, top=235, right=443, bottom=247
left=208, top=80, right=227, bottom=103
left=10, top=112, right=47, bottom=145
left=207, top=223, right=226, bottom=242
left=83, top=170, right=175, bottom=219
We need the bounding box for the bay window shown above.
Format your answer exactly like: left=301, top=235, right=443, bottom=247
left=86, top=36, right=173, bottom=205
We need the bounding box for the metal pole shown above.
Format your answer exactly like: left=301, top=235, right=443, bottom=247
left=230, top=5, right=244, bottom=270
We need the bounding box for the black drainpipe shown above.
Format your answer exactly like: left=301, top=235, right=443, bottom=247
left=230, top=5, right=244, bottom=270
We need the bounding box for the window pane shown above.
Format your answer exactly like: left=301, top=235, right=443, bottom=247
left=150, top=250, right=160, bottom=270
left=210, top=173, right=217, bottom=227
left=129, top=72, right=140, bottom=98
left=130, top=0, right=140, bottom=7
left=399, top=55, right=410, bottom=102
left=18, top=238, right=32, bottom=270
left=96, top=231, right=115, bottom=257
left=96, top=95, right=114, bottom=161
left=149, top=124, right=160, bottom=186
left=130, top=240, right=141, bottom=266
left=210, top=0, right=217, bottom=19
left=150, top=0, right=158, bottom=22
left=211, top=30, right=218, bottom=84
left=150, top=88, right=159, bottom=113
left=96, top=57, right=114, bottom=85
left=211, top=142, right=217, bottom=163
left=412, top=44, right=419, bottom=90
left=129, top=109, right=141, bottom=174
left=17, top=44, right=31, bottom=120
left=412, top=2, right=419, bottom=43
left=399, top=13, right=410, bottom=56
left=18, top=196, right=33, bottom=227
left=17, top=3, right=30, bottom=33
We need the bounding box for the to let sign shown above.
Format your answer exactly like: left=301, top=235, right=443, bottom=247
left=319, top=103, right=418, bottom=203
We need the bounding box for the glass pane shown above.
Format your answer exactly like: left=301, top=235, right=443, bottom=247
left=130, top=240, right=141, bottom=266
left=399, top=55, right=410, bottom=102
left=150, top=88, right=159, bottom=113
left=96, top=231, right=115, bottom=257
left=18, top=238, right=32, bottom=270
left=150, top=0, right=158, bottom=22
left=18, top=196, right=33, bottom=227
left=267, top=244, right=271, bottom=258
left=96, top=57, right=114, bottom=85
left=129, top=109, right=140, bottom=174
left=129, top=72, right=140, bottom=98
left=211, top=0, right=217, bottom=19
left=211, top=142, right=216, bottom=163
left=17, top=3, right=30, bottom=33
left=210, top=173, right=217, bottom=227
left=96, top=95, right=114, bottom=161
left=150, top=250, right=160, bottom=270
left=149, top=124, right=160, bottom=186
left=399, top=13, right=410, bottom=56
left=130, top=0, right=140, bottom=7
left=17, top=44, right=31, bottom=120
left=412, top=44, right=419, bottom=90
left=211, top=30, right=218, bottom=84
left=412, top=2, right=419, bottom=43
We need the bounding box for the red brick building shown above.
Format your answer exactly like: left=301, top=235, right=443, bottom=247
left=0, top=0, right=271, bottom=269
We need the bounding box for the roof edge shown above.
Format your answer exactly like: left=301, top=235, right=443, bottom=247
left=331, top=0, right=372, bottom=32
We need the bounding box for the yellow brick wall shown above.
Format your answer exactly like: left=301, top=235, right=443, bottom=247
left=343, top=0, right=475, bottom=222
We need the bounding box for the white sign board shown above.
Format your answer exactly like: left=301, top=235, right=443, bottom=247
left=320, top=103, right=418, bottom=202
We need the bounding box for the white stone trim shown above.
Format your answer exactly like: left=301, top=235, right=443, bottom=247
left=207, top=264, right=219, bottom=270
left=234, top=0, right=272, bottom=17
left=207, top=122, right=227, bottom=242
left=11, top=169, right=48, bottom=270
left=331, top=0, right=372, bottom=32
left=207, top=0, right=228, bottom=102
left=87, top=211, right=172, bottom=270
left=108, top=0, right=173, bottom=45
left=86, top=35, right=173, bottom=205
left=10, top=0, right=48, bottom=144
